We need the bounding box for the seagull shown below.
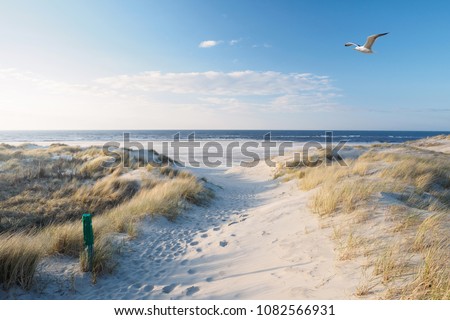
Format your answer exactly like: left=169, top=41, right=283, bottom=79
left=345, top=33, right=389, bottom=54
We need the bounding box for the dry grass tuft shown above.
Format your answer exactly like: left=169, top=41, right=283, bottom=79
left=373, top=246, right=407, bottom=284
left=311, top=179, right=378, bottom=216
left=338, top=232, right=362, bottom=260
left=44, top=223, right=83, bottom=256
left=355, top=270, right=377, bottom=297
left=78, top=156, right=112, bottom=179
left=413, top=214, right=445, bottom=252
left=0, top=233, right=44, bottom=290
left=300, top=164, right=350, bottom=191
left=105, top=175, right=210, bottom=231
left=80, top=236, right=115, bottom=279
left=310, top=183, right=341, bottom=216
left=352, top=161, right=372, bottom=176
left=380, top=154, right=450, bottom=192
left=402, top=245, right=450, bottom=299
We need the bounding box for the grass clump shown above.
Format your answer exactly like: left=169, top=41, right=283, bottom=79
left=105, top=175, right=210, bottom=232
left=0, top=233, right=43, bottom=290
left=80, top=236, right=115, bottom=280
left=373, top=247, right=407, bottom=284
left=44, top=223, right=83, bottom=256
left=404, top=245, right=450, bottom=299
left=78, top=156, right=112, bottom=179
left=413, top=214, right=445, bottom=252
left=300, top=164, right=349, bottom=191
left=311, top=179, right=377, bottom=216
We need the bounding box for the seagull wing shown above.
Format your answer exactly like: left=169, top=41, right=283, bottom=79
left=363, top=33, right=388, bottom=49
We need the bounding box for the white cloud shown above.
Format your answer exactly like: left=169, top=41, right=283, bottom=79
left=269, top=93, right=340, bottom=112
left=229, top=39, right=241, bottom=46
left=0, top=68, right=340, bottom=129
left=96, top=70, right=334, bottom=96
left=0, top=68, right=117, bottom=98
left=198, top=40, right=222, bottom=48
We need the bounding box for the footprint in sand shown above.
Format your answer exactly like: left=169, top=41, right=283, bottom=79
left=228, top=221, right=238, bottom=226
left=162, top=284, right=177, bottom=294
left=213, top=227, right=220, bottom=231
left=190, top=241, right=199, bottom=246
left=140, top=284, right=154, bottom=293
left=185, top=286, right=200, bottom=296
left=187, top=269, right=197, bottom=274
left=219, top=240, right=228, bottom=247
left=201, top=234, right=208, bottom=238
left=205, top=277, right=214, bottom=282
left=180, top=259, right=189, bottom=266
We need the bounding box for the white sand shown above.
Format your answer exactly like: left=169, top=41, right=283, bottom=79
left=408, top=135, right=450, bottom=154
left=1, top=159, right=360, bottom=300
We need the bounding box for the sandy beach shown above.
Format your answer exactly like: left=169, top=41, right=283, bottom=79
left=1, top=135, right=449, bottom=300
left=3, top=163, right=359, bottom=299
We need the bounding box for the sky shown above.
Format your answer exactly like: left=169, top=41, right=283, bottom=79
left=0, top=0, right=449, bottom=131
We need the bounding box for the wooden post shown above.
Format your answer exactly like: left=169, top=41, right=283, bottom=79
left=82, top=213, right=94, bottom=272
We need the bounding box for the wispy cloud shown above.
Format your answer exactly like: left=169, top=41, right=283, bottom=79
left=96, top=70, right=334, bottom=97
left=199, top=38, right=243, bottom=48
left=229, top=39, right=241, bottom=46
left=0, top=68, right=340, bottom=129
left=198, top=40, right=222, bottom=48
left=0, top=68, right=116, bottom=98
left=96, top=70, right=338, bottom=112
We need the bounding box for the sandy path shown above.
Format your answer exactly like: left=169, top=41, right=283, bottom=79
left=2, top=165, right=359, bottom=299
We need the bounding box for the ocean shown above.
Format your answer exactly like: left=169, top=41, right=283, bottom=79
left=0, top=130, right=448, bottom=144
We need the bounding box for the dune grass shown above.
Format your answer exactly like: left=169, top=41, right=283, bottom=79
left=102, top=175, right=210, bottom=234
left=1, top=174, right=211, bottom=288
left=0, top=144, right=212, bottom=290
left=0, top=233, right=44, bottom=290
left=309, top=173, right=379, bottom=216
left=79, top=235, right=115, bottom=281
left=279, top=141, right=449, bottom=299
left=405, top=244, right=449, bottom=299
left=373, top=246, right=407, bottom=284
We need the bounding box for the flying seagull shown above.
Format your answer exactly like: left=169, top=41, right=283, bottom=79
left=345, top=33, right=389, bottom=54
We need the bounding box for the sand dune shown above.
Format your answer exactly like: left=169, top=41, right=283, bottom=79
left=2, top=136, right=448, bottom=300
left=408, top=135, right=450, bottom=154
left=2, top=162, right=359, bottom=299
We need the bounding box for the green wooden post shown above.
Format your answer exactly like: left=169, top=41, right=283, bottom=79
left=82, top=213, right=94, bottom=272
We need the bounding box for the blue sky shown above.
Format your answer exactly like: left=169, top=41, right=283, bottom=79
left=0, top=0, right=449, bottom=130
